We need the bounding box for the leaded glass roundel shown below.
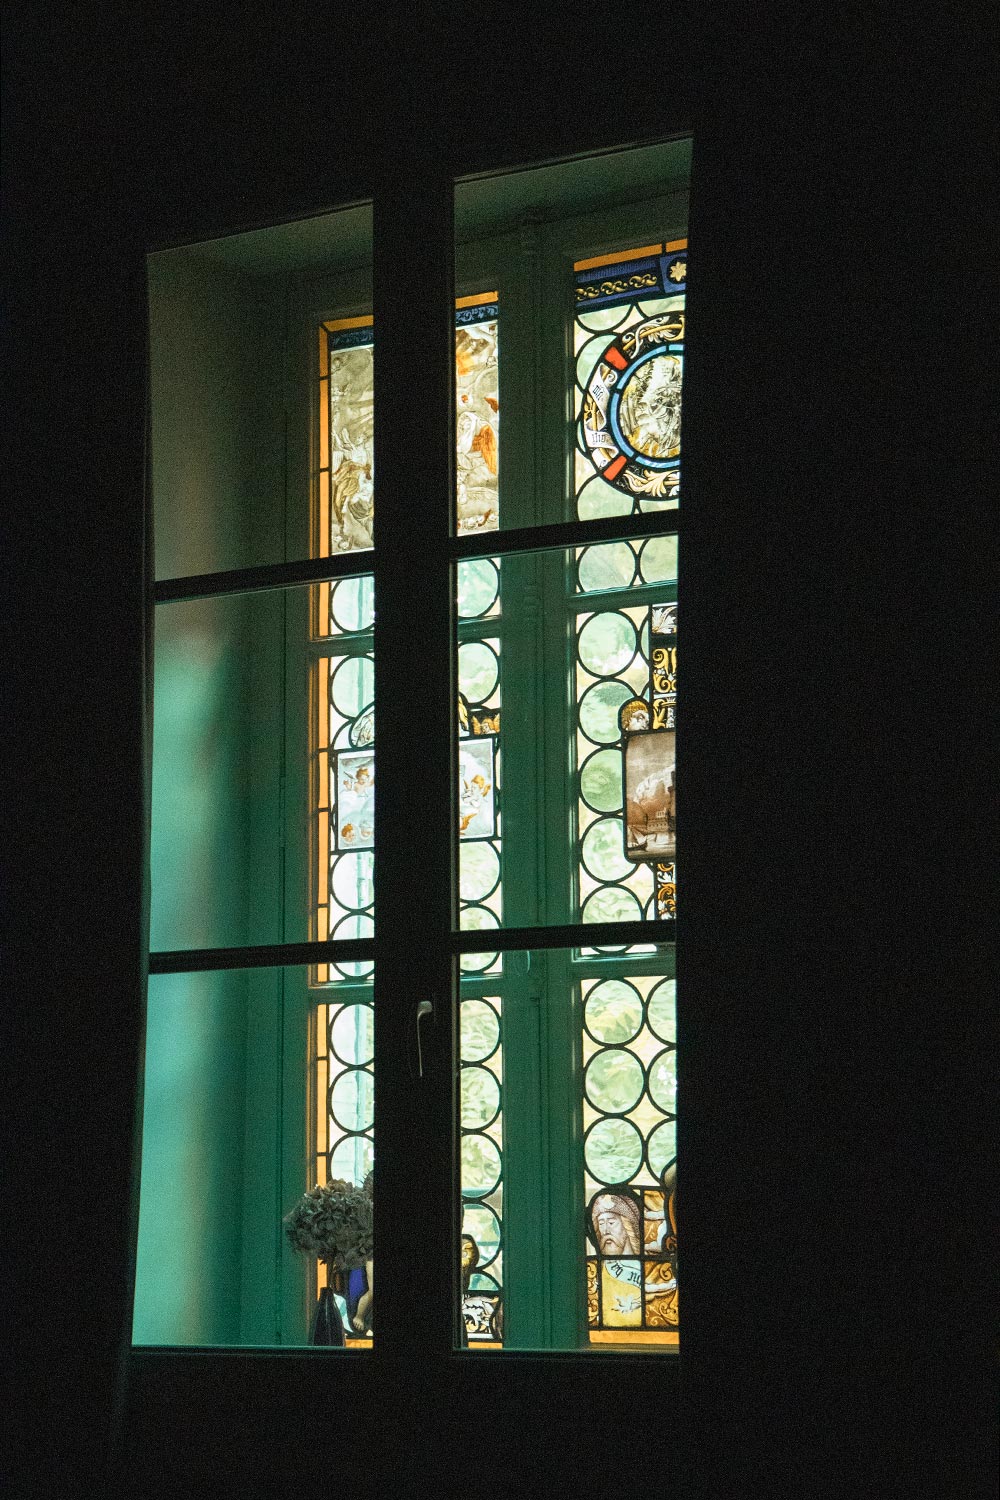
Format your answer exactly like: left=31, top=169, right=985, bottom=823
left=581, top=309, right=685, bottom=501
left=330, top=1003, right=374, bottom=1066
left=463, top=1204, right=501, bottom=1267
left=585, top=1117, right=643, bottom=1184
left=585, top=1048, right=644, bottom=1114
left=461, top=1132, right=502, bottom=1195
left=460, top=998, right=501, bottom=1061
left=461, top=1065, right=501, bottom=1129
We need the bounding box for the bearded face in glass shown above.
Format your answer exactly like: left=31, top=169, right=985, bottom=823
left=591, top=1193, right=642, bottom=1256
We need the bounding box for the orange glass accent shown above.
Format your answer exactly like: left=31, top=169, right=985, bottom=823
left=589, top=1330, right=679, bottom=1346
left=318, top=662, right=330, bottom=754
left=317, top=471, right=330, bottom=561
left=319, top=379, right=330, bottom=471
left=318, top=323, right=329, bottom=379
left=318, top=811, right=329, bottom=896
left=455, top=291, right=498, bottom=309
left=664, top=237, right=687, bottom=252
left=317, top=903, right=329, bottom=943
left=574, top=243, right=663, bottom=272
left=325, top=314, right=374, bottom=333
left=316, top=581, right=330, bottom=638
left=316, top=1054, right=328, bottom=1158
left=317, top=963, right=330, bottom=985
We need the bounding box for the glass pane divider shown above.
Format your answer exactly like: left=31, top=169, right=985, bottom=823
left=306, top=601, right=507, bottom=653
left=450, top=510, right=679, bottom=563
left=571, top=579, right=678, bottom=615
left=153, top=549, right=375, bottom=606
left=450, top=920, right=675, bottom=955
left=570, top=953, right=673, bottom=979
left=306, top=632, right=372, bottom=661
left=148, top=938, right=375, bottom=974
left=456, top=616, right=500, bottom=645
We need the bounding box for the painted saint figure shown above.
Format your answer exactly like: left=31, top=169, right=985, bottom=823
left=590, top=1191, right=643, bottom=1257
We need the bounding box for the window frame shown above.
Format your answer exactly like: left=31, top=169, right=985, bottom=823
left=143, top=143, right=685, bottom=1384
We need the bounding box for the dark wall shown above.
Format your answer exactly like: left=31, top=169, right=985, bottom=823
left=7, top=9, right=993, bottom=1498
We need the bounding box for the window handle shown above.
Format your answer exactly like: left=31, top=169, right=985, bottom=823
left=415, top=998, right=434, bottom=1079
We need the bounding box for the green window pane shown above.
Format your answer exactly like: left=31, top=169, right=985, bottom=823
left=151, top=586, right=313, bottom=952
left=455, top=947, right=676, bottom=1353
left=149, top=203, right=373, bottom=581
left=451, top=544, right=676, bottom=936
left=455, top=137, right=689, bottom=536
left=135, top=967, right=376, bottom=1351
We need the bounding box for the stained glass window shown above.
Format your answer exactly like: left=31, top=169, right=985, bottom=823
left=575, top=593, right=678, bottom=929
left=313, top=990, right=375, bottom=1340
left=318, top=317, right=375, bottom=555
left=455, top=294, right=500, bottom=534
left=574, top=241, right=687, bottom=519
left=312, top=295, right=503, bottom=1338
left=573, top=519, right=678, bottom=1342
left=572, top=239, right=680, bottom=1339
left=315, top=292, right=499, bottom=570
left=459, top=993, right=504, bottom=1344
left=444, top=525, right=678, bottom=1349
left=310, top=225, right=682, bottom=1351
left=457, top=564, right=502, bottom=972
left=313, top=570, right=504, bottom=976
left=583, top=972, right=677, bottom=1343
left=141, top=152, right=689, bottom=1363
left=312, top=577, right=374, bottom=982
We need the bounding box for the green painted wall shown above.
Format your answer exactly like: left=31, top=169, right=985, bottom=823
left=133, top=971, right=248, bottom=1343
left=137, top=255, right=291, bottom=1344
left=147, top=254, right=285, bottom=581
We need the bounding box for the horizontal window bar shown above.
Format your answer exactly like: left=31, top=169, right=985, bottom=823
left=569, top=578, right=677, bottom=614
left=153, top=551, right=375, bottom=606
left=154, top=514, right=682, bottom=603
left=451, top=920, right=675, bottom=954
left=149, top=938, right=375, bottom=974
left=306, top=614, right=494, bottom=659
left=149, top=925, right=675, bottom=971
left=450, top=511, right=680, bottom=563
left=129, top=1344, right=678, bottom=1367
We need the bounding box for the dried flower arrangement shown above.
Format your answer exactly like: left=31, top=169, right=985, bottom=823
left=284, top=1174, right=373, bottom=1273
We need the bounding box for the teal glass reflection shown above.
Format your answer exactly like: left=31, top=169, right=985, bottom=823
left=135, top=965, right=378, bottom=1350
left=151, top=587, right=311, bottom=952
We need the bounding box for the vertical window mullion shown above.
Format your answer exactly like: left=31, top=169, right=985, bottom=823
left=372, top=165, right=457, bottom=1358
